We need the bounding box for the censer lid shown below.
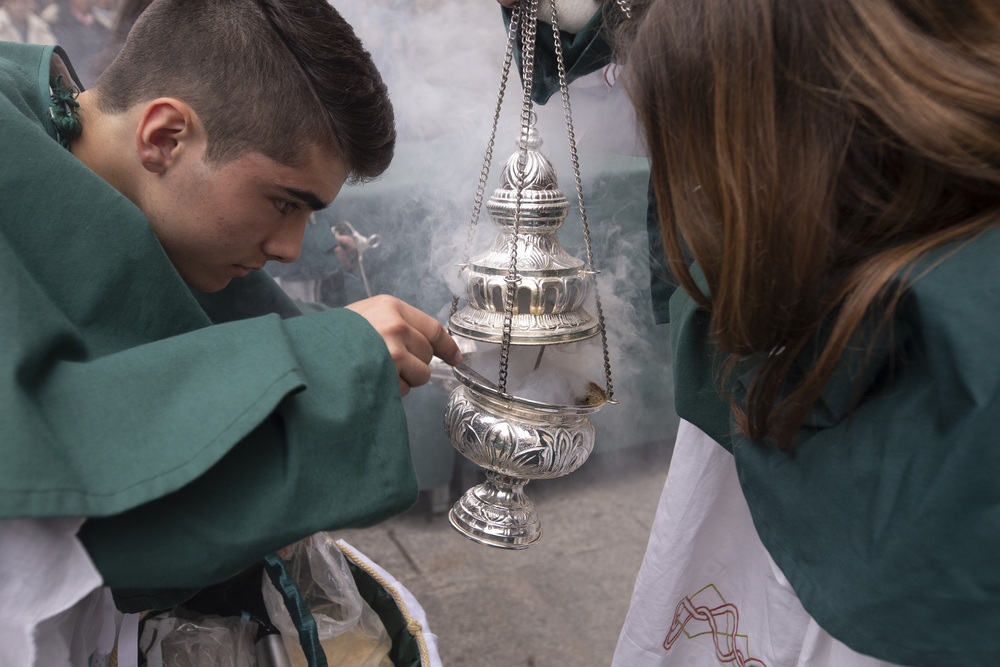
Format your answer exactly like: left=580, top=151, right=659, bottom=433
left=449, top=126, right=601, bottom=345
left=485, top=125, right=569, bottom=227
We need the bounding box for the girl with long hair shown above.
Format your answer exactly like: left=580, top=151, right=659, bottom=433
left=612, top=0, right=1000, bottom=664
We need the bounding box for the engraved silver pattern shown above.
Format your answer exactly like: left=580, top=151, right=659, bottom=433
left=443, top=361, right=602, bottom=549
left=449, top=125, right=601, bottom=345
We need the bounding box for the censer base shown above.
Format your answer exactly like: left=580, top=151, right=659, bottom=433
left=448, top=472, right=540, bottom=549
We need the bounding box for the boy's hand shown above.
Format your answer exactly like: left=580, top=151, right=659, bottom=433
left=346, top=295, right=462, bottom=396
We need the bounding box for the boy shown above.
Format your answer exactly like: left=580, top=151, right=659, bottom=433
left=0, top=0, right=460, bottom=663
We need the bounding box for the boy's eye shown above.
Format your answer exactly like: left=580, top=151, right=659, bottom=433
left=275, top=199, right=301, bottom=215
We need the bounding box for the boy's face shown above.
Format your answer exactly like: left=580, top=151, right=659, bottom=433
left=145, top=145, right=348, bottom=292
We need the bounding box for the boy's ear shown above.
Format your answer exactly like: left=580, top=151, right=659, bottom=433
left=135, top=98, right=199, bottom=174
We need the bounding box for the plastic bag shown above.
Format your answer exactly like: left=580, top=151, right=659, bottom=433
left=138, top=609, right=257, bottom=667
left=262, top=533, right=393, bottom=667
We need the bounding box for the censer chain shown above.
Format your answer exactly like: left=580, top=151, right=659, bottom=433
left=548, top=1, right=617, bottom=402
left=451, top=3, right=522, bottom=320
left=615, top=0, right=633, bottom=20
left=498, top=0, right=540, bottom=395
left=457, top=0, right=619, bottom=401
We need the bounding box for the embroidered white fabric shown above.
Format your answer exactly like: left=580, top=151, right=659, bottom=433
left=612, top=420, right=907, bottom=667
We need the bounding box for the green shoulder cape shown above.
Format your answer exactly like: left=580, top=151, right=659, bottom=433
left=671, top=227, right=1000, bottom=667
left=0, top=42, right=417, bottom=599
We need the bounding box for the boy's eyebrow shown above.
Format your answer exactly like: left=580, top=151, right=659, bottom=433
left=279, top=185, right=328, bottom=211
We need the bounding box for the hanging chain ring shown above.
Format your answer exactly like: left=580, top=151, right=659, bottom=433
left=614, top=0, right=633, bottom=20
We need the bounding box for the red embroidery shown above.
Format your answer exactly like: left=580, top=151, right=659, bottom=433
left=663, top=587, right=767, bottom=666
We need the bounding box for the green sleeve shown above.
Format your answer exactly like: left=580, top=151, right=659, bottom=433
left=79, top=307, right=416, bottom=599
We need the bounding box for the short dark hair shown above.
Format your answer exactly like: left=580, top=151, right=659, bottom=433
left=94, top=0, right=395, bottom=182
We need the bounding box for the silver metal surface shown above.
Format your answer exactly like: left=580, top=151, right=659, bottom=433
left=449, top=471, right=540, bottom=549
left=443, top=360, right=604, bottom=549
left=449, top=125, right=601, bottom=346
left=255, top=633, right=292, bottom=667
left=444, top=0, right=618, bottom=549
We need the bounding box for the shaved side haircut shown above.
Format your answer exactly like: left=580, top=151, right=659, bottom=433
left=95, top=0, right=395, bottom=182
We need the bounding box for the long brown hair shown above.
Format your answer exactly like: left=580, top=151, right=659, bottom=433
left=622, top=0, right=1000, bottom=448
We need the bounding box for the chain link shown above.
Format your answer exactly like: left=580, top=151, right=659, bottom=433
left=548, top=2, right=617, bottom=402
left=450, top=5, right=522, bottom=320
left=456, top=0, right=619, bottom=401
left=614, top=0, right=633, bottom=20
left=498, top=0, right=539, bottom=395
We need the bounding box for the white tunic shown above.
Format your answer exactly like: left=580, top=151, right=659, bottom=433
left=612, top=420, right=907, bottom=667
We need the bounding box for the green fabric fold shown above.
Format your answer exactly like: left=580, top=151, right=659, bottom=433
left=264, top=553, right=328, bottom=667
left=668, top=265, right=735, bottom=450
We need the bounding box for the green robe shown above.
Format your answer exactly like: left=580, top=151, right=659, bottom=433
left=0, top=42, right=418, bottom=607
left=671, top=229, right=1000, bottom=666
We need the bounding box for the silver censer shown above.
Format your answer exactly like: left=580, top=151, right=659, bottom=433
left=444, top=0, right=619, bottom=549
left=444, top=124, right=611, bottom=549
